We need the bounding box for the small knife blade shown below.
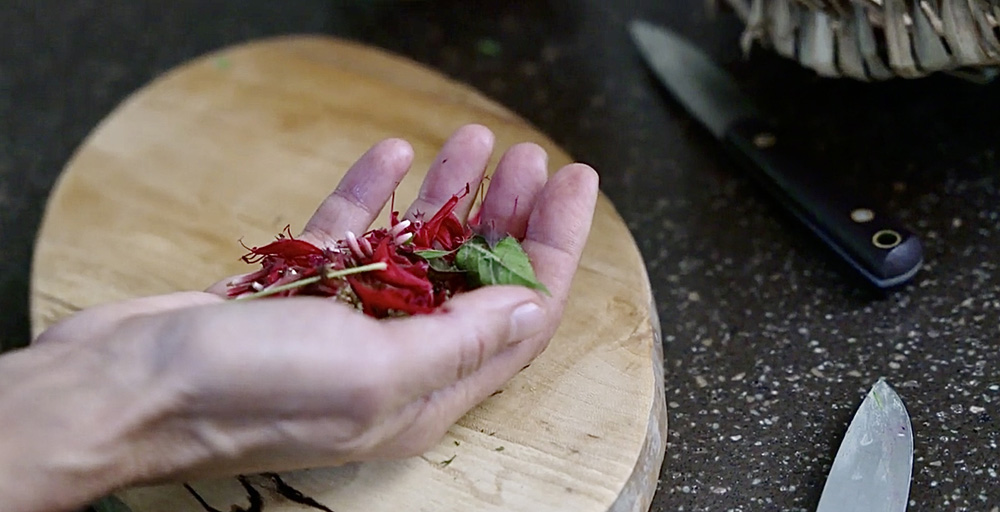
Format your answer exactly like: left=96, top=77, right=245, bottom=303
left=628, top=20, right=923, bottom=288
left=816, top=379, right=914, bottom=512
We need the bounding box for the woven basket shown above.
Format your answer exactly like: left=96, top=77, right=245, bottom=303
left=720, top=0, right=1000, bottom=80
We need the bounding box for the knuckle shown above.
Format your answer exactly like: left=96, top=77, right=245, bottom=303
left=332, top=186, right=371, bottom=214
left=349, top=383, right=386, bottom=427
left=145, top=312, right=232, bottom=402
left=455, top=325, right=491, bottom=381
left=345, top=349, right=395, bottom=424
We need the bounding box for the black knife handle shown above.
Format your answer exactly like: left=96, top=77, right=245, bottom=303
left=723, top=117, right=923, bottom=288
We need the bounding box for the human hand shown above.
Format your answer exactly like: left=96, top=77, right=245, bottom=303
left=2, top=125, right=598, bottom=512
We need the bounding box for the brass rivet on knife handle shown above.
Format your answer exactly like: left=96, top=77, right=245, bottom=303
left=872, top=229, right=903, bottom=249
left=752, top=132, right=776, bottom=148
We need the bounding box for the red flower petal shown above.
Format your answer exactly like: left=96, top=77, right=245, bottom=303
left=347, top=276, right=436, bottom=317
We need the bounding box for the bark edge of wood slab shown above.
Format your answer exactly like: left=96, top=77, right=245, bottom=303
left=29, top=35, right=667, bottom=512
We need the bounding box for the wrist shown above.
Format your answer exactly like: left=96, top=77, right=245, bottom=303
left=0, top=335, right=158, bottom=512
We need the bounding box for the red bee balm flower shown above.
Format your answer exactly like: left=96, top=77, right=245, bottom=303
left=227, top=185, right=546, bottom=319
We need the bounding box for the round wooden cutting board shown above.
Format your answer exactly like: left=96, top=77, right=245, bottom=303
left=29, top=36, right=666, bottom=512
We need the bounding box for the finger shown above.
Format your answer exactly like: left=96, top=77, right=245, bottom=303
left=206, top=140, right=413, bottom=295
left=302, top=138, right=414, bottom=247
left=33, top=292, right=224, bottom=346
left=475, top=143, right=548, bottom=239
left=376, top=168, right=598, bottom=452
left=369, top=328, right=543, bottom=459
left=379, top=285, right=546, bottom=406
left=522, top=164, right=600, bottom=318
left=379, top=165, right=598, bottom=423
left=405, top=124, right=494, bottom=223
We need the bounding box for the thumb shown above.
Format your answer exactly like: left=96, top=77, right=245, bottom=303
left=380, top=285, right=547, bottom=402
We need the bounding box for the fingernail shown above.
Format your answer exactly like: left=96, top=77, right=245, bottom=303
left=509, top=302, right=545, bottom=343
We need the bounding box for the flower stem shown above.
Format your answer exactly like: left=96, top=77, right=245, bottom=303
left=235, top=262, right=388, bottom=300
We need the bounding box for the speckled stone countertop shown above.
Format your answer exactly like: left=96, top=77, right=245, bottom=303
left=3, top=1, right=999, bottom=510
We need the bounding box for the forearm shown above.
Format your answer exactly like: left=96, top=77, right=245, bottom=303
left=0, top=342, right=133, bottom=512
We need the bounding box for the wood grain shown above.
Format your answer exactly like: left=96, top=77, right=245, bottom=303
left=29, top=36, right=666, bottom=512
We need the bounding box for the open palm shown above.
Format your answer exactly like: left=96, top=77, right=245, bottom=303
left=19, top=124, right=598, bottom=509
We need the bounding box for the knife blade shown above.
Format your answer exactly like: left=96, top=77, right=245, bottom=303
left=628, top=20, right=923, bottom=288
left=817, top=379, right=914, bottom=512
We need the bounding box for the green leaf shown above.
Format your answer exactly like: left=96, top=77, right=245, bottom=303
left=455, top=235, right=549, bottom=294
left=414, top=249, right=455, bottom=260
left=427, top=258, right=463, bottom=273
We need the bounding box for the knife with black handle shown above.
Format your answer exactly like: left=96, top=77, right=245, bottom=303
left=629, top=20, right=923, bottom=288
